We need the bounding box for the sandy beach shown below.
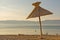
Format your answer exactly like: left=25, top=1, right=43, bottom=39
left=0, top=34, right=60, bottom=40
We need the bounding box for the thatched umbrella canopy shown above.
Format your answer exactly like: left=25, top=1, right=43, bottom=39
left=26, top=2, right=53, bottom=39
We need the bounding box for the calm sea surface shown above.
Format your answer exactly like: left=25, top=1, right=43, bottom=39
left=0, top=23, right=60, bottom=35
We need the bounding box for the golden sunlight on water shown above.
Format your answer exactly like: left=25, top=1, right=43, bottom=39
left=0, top=28, right=39, bottom=35
left=0, top=28, right=60, bottom=35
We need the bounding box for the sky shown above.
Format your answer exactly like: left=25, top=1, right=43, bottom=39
left=0, top=0, right=60, bottom=21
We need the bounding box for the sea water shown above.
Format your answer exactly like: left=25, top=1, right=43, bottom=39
left=0, top=23, right=60, bottom=35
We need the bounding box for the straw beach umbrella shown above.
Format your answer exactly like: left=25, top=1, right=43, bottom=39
left=26, top=2, right=53, bottom=39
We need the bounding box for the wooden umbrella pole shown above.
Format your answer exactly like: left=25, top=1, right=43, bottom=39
left=39, top=16, right=43, bottom=39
